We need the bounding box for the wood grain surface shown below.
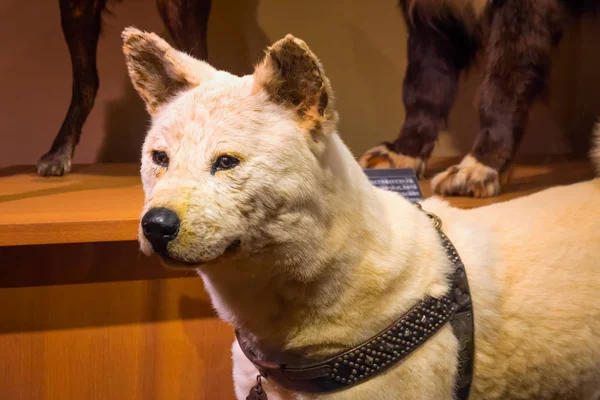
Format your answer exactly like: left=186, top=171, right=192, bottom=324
left=0, top=242, right=235, bottom=400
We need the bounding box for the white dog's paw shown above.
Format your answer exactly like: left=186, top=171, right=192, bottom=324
left=431, top=155, right=500, bottom=198
left=358, top=144, right=426, bottom=179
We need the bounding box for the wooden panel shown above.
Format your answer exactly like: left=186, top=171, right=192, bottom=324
left=0, top=158, right=594, bottom=246
left=0, top=242, right=236, bottom=400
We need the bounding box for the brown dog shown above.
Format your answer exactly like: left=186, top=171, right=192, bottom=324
left=359, top=0, right=600, bottom=197
left=36, top=0, right=212, bottom=176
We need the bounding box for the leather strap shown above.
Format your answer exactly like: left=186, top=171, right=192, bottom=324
left=237, top=205, right=475, bottom=399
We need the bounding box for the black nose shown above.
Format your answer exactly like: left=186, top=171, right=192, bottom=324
left=141, top=207, right=180, bottom=254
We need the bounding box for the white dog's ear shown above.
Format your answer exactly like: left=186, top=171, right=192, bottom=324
left=253, top=34, right=336, bottom=132
left=122, top=27, right=216, bottom=114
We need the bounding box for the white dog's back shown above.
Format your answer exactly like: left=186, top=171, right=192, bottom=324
left=421, top=126, right=600, bottom=398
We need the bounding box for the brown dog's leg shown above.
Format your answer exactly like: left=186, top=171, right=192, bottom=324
left=359, top=3, right=478, bottom=177
left=432, top=0, right=565, bottom=197
left=37, top=0, right=109, bottom=177
left=156, top=0, right=212, bottom=60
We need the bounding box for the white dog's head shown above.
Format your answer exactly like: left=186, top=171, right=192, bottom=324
left=123, top=28, right=342, bottom=269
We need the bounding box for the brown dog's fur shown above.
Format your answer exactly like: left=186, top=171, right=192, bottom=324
left=359, top=0, right=600, bottom=197
left=406, top=0, right=488, bottom=27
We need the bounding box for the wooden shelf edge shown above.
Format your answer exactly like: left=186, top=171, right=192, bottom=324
left=0, top=219, right=140, bottom=247
left=1, top=160, right=594, bottom=247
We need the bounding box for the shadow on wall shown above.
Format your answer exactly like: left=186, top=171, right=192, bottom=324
left=206, top=0, right=271, bottom=76
left=97, top=73, right=149, bottom=164
left=566, top=16, right=600, bottom=155
left=346, top=25, right=405, bottom=156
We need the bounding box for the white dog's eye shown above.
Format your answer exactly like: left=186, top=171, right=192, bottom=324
left=212, top=155, right=240, bottom=174
left=152, top=150, right=169, bottom=167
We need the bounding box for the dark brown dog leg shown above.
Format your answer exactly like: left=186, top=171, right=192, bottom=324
left=359, top=3, right=478, bottom=178
left=37, top=0, right=109, bottom=177
left=432, top=0, right=565, bottom=197
left=156, top=0, right=212, bottom=60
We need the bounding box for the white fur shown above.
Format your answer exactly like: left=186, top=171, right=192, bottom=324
left=124, top=28, right=600, bottom=400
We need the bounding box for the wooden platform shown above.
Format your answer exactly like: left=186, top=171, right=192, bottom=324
left=0, top=158, right=595, bottom=247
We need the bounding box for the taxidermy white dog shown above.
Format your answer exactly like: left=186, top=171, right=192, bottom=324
left=123, top=26, right=600, bottom=400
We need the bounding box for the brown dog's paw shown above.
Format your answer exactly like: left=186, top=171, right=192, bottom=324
left=358, top=144, right=426, bottom=179
left=431, top=155, right=500, bottom=198
left=36, top=151, right=72, bottom=177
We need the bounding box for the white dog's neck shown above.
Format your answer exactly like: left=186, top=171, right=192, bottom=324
left=199, top=133, right=452, bottom=361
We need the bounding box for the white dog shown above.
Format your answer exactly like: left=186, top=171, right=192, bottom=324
left=123, top=27, right=600, bottom=400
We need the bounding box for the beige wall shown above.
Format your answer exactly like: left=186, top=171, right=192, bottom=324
left=1, top=0, right=599, bottom=169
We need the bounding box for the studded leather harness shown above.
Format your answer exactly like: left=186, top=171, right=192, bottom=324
left=239, top=204, right=475, bottom=400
